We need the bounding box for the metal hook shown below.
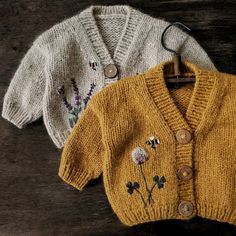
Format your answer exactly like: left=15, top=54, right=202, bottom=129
left=161, top=22, right=191, bottom=55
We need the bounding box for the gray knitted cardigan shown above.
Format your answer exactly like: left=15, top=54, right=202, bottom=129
left=2, top=5, right=216, bottom=148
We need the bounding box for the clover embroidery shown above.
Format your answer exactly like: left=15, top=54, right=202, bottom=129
left=126, top=146, right=166, bottom=207
left=153, top=176, right=166, bottom=189
left=126, top=181, right=147, bottom=207
left=126, top=182, right=140, bottom=195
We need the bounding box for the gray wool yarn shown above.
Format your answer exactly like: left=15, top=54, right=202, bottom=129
left=2, top=5, right=216, bottom=148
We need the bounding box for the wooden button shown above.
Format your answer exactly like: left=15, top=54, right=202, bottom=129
left=177, top=166, right=193, bottom=181
left=104, top=64, right=118, bottom=78
left=178, top=201, right=194, bottom=217
left=176, top=129, right=192, bottom=144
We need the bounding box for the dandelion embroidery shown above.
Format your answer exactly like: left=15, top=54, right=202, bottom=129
left=131, top=147, right=148, bottom=164
left=58, top=79, right=96, bottom=128
left=126, top=146, right=166, bottom=207
left=131, top=147, right=154, bottom=204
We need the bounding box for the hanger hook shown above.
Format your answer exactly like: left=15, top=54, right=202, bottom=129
left=161, top=22, right=191, bottom=55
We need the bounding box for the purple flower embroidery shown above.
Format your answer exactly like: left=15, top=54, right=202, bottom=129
left=58, top=79, right=96, bottom=128
left=83, top=83, right=96, bottom=107
left=57, top=86, right=73, bottom=111
left=71, top=78, right=82, bottom=108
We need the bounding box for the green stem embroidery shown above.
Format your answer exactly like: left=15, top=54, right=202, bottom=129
left=135, top=189, right=147, bottom=208
left=139, top=164, right=154, bottom=204
left=148, top=184, right=156, bottom=204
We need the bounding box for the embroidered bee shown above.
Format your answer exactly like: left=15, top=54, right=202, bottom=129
left=89, top=61, right=98, bottom=71
left=146, top=136, right=160, bottom=149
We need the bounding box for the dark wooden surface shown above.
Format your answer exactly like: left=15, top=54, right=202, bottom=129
left=0, top=0, right=236, bottom=235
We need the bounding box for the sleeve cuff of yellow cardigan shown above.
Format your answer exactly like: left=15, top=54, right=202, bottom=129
left=58, top=165, right=91, bottom=191
left=2, top=103, right=32, bottom=128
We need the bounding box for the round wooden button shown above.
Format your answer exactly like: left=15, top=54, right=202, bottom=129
left=176, top=129, right=192, bottom=144
left=177, top=166, right=193, bottom=181
left=178, top=201, right=194, bottom=217
left=104, top=64, right=118, bottom=78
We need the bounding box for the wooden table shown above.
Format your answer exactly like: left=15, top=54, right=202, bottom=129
left=0, top=1, right=235, bottom=235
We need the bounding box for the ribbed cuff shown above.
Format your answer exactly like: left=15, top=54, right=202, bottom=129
left=58, top=163, right=91, bottom=190
left=2, top=103, right=31, bottom=128
left=49, top=130, right=70, bottom=149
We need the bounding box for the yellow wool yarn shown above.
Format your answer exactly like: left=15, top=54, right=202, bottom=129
left=59, top=61, right=236, bottom=226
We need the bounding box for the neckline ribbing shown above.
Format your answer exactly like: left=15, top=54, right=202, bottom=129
left=79, top=5, right=144, bottom=67
left=141, top=61, right=225, bottom=133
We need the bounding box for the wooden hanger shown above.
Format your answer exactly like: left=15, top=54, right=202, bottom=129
left=161, top=22, right=196, bottom=84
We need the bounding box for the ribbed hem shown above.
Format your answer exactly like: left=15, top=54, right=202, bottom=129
left=2, top=103, right=32, bottom=128
left=197, top=203, right=236, bottom=225
left=58, top=163, right=91, bottom=190
left=115, top=203, right=184, bottom=226
left=113, top=202, right=236, bottom=226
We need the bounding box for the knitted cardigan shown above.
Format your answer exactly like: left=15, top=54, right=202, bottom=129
left=59, top=61, right=236, bottom=226
left=2, top=5, right=216, bottom=148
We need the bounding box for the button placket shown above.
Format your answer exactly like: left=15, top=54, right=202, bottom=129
left=175, top=128, right=195, bottom=217
left=175, top=129, right=192, bottom=144
left=104, top=64, right=118, bottom=78
left=177, top=166, right=193, bottom=181
left=178, top=201, right=194, bottom=217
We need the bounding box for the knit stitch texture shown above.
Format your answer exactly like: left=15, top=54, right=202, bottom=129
left=59, top=61, right=236, bottom=226
left=2, top=5, right=216, bottom=148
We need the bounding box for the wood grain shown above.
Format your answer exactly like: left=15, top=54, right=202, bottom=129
left=0, top=0, right=235, bottom=235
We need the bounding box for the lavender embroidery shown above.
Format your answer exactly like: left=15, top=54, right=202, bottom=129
left=83, top=83, right=96, bottom=107
left=58, top=79, right=96, bottom=128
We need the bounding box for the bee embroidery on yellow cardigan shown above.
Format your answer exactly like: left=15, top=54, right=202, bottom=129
left=58, top=79, right=96, bottom=128
left=126, top=147, right=166, bottom=207
left=146, top=136, right=160, bottom=149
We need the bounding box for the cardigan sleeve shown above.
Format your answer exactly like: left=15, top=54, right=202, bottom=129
left=2, top=42, right=46, bottom=128
left=180, top=32, right=217, bottom=71
left=58, top=103, right=104, bottom=190
left=162, top=23, right=217, bottom=71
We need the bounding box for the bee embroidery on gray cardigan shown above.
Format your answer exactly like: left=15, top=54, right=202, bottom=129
left=89, top=61, right=98, bottom=71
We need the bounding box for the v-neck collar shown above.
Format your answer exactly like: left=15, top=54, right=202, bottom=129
left=140, top=61, right=226, bottom=134
left=79, top=5, right=143, bottom=66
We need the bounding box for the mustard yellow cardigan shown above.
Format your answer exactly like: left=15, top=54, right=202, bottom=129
left=59, top=61, right=236, bottom=226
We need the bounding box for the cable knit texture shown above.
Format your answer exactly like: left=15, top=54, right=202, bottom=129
left=2, top=5, right=216, bottom=148
left=59, top=61, right=236, bottom=226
